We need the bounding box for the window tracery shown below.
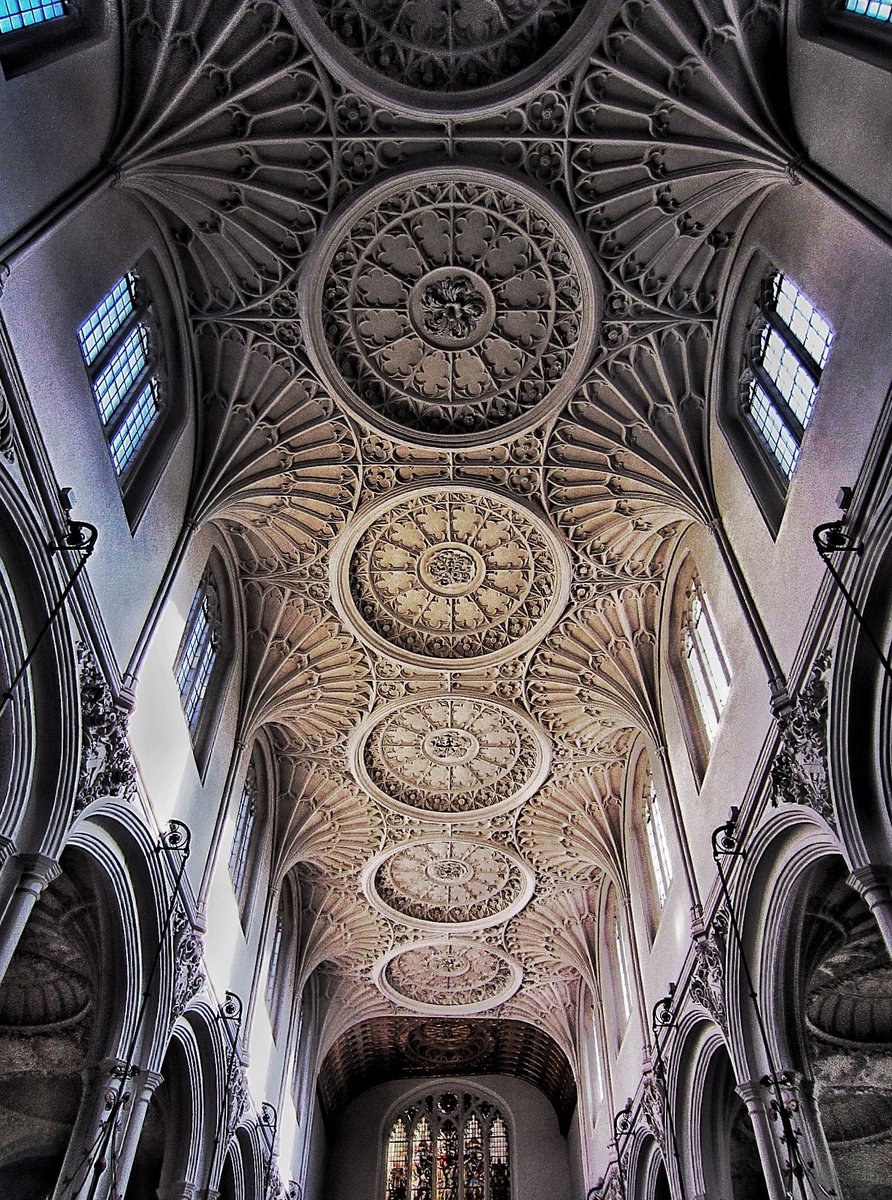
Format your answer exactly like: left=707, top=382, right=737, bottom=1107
left=384, top=1093, right=511, bottom=1200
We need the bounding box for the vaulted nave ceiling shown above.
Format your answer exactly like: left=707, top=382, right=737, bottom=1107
left=111, top=0, right=798, bottom=1109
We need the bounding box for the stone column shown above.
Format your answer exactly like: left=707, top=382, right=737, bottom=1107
left=0, top=852, right=60, bottom=986
left=113, top=1067, right=165, bottom=1198
left=734, top=1079, right=787, bottom=1200
left=847, top=865, right=892, bottom=958
left=776, top=1072, right=841, bottom=1200
left=54, top=1057, right=133, bottom=1200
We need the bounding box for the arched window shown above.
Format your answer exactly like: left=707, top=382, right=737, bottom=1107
left=78, top=270, right=164, bottom=483
left=383, top=1091, right=511, bottom=1200
left=681, top=573, right=731, bottom=744
left=265, top=901, right=284, bottom=1012
left=175, top=563, right=221, bottom=741
left=740, top=269, right=833, bottom=484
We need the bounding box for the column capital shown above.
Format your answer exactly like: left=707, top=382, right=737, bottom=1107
left=15, top=852, right=61, bottom=892
left=848, top=863, right=892, bottom=897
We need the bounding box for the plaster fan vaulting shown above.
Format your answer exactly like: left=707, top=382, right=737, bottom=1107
left=108, top=0, right=798, bottom=1107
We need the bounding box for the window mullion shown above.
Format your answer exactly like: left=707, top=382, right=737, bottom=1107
left=752, top=362, right=807, bottom=443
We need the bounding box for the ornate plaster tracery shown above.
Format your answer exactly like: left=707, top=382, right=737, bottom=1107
left=300, top=0, right=590, bottom=101
left=364, top=837, right=535, bottom=930
left=350, top=693, right=550, bottom=818
left=331, top=484, right=571, bottom=669
left=375, top=939, right=523, bottom=1015
left=303, top=169, right=599, bottom=445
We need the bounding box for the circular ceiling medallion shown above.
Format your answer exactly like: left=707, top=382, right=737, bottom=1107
left=289, top=1, right=599, bottom=115
left=350, top=693, right=551, bottom=819
left=364, top=838, right=535, bottom=931
left=330, top=484, right=571, bottom=670
left=375, top=940, right=523, bottom=1015
left=303, top=169, right=599, bottom=447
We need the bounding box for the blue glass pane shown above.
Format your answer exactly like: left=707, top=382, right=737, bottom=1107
left=108, top=381, right=159, bottom=476
left=78, top=274, right=136, bottom=366
left=93, top=325, right=149, bottom=425
left=845, top=0, right=892, bottom=20
left=0, top=0, right=65, bottom=33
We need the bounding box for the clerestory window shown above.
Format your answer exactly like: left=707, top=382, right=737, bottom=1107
left=842, top=0, right=891, bottom=20
left=643, top=774, right=673, bottom=908
left=78, top=271, right=164, bottom=482
left=740, top=270, right=833, bottom=483
left=228, top=762, right=257, bottom=912
left=614, top=915, right=633, bottom=1024
left=175, top=565, right=221, bottom=743
left=0, top=0, right=66, bottom=33
left=384, top=1091, right=511, bottom=1200
left=681, top=575, right=731, bottom=744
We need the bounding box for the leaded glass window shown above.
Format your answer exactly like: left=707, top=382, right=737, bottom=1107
left=229, top=763, right=257, bottom=903
left=0, top=0, right=65, bottom=33
left=174, top=567, right=221, bottom=738
left=383, top=1093, right=511, bottom=1200
left=77, top=271, right=165, bottom=481
left=844, top=0, right=891, bottom=20
left=644, top=773, right=673, bottom=907
left=682, top=576, right=731, bottom=743
left=741, top=271, right=833, bottom=482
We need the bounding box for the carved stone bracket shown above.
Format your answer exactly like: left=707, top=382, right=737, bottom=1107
left=640, top=1071, right=666, bottom=1149
left=689, top=928, right=727, bottom=1030
left=171, top=908, right=206, bottom=1022
left=770, top=651, right=835, bottom=828
left=75, top=645, right=137, bottom=815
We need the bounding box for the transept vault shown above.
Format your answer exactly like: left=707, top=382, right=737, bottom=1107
left=0, top=0, right=890, bottom=1198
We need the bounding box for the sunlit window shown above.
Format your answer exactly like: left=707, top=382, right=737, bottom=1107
left=644, top=775, right=673, bottom=907
left=78, top=271, right=164, bottom=481
left=614, top=916, right=632, bottom=1022
left=742, top=271, right=833, bottom=481
left=384, top=1092, right=510, bottom=1200
left=0, top=0, right=66, bottom=34
left=174, top=567, right=221, bottom=738
left=682, top=576, right=731, bottom=743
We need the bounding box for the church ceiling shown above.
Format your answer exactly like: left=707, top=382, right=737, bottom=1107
left=112, top=0, right=798, bottom=1088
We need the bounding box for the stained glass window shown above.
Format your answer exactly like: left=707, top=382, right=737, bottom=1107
left=77, top=270, right=164, bottom=481
left=0, top=0, right=66, bottom=34
left=383, top=1093, right=510, bottom=1200
left=682, top=576, right=731, bottom=743
left=742, top=270, right=833, bottom=482
left=174, top=566, right=221, bottom=738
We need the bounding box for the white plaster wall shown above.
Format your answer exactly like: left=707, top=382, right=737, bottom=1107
left=324, top=1075, right=572, bottom=1200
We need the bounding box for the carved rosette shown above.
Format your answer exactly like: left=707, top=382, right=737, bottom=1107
left=331, top=484, right=571, bottom=669
left=398, top=1019, right=497, bottom=1070
left=350, top=692, right=551, bottom=819
left=375, top=939, right=523, bottom=1015
left=363, top=837, right=535, bottom=931
left=303, top=169, right=598, bottom=446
